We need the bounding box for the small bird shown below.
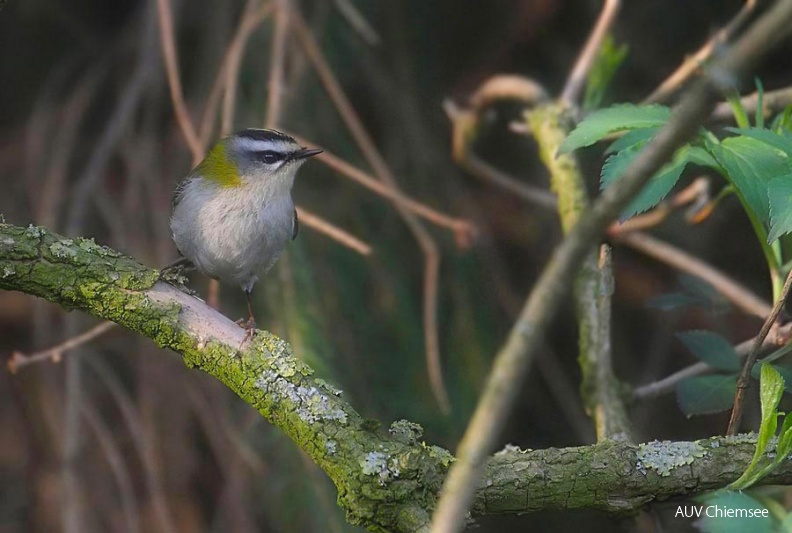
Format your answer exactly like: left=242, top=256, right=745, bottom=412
left=168, top=128, right=321, bottom=334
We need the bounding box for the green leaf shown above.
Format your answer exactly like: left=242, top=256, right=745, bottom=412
left=706, top=135, right=792, bottom=227
left=646, top=292, right=702, bottom=311
left=731, top=363, right=785, bottom=490
left=776, top=412, right=792, bottom=460
left=559, top=104, right=672, bottom=153
left=727, top=127, right=792, bottom=159
left=696, top=491, right=773, bottom=533
left=583, top=34, right=628, bottom=111
left=677, top=330, right=741, bottom=371
left=727, top=91, right=751, bottom=128
left=601, top=142, right=687, bottom=220
left=756, top=78, right=765, bottom=130
left=768, top=175, right=792, bottom=242
left=685, top=145, right=720, bottom=169
left=677, top=374, right=737, bottom=417
left=605, top=127, right=658, bottom=155
left=758, top=363, right=784, bottom=453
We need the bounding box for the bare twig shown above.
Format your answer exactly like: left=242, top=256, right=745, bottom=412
left=288, top=133, right=476, bottom=245
left=614, top=231, right=772, bottom=319
left=156, top=0, right=203, bottom=164
left=221, top=0, right=271, bottom=136
left=265, top=0, right=290, bottom=129
left=295, top=206, right=372, bottom=256
left=644, top=0, right=758, bottom=104
left=727, top=267, right=792, bottom=435
left=332, top=0, right=380, bottom=45
left=7, top=321, right=117, bottom=374
left=711, top=85, right=792, bottom=121
left=632, top=325, right=792, bottom=401
left=560, top=0, right=622, bottom=108
left=431, top=2, right=792, bottom=529
left=81, top=402, right=140, bottom=533
left=291, top=8, right=451, bottom=413
left=85, top=356, right=178, bottom=533
left=587, top=245, right=631, bottom=440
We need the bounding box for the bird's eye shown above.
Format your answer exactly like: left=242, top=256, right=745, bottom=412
left=258, top=151, right=283, bottom=165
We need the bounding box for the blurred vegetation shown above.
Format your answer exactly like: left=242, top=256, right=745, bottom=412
left=2, top=0, right=791, bottom=531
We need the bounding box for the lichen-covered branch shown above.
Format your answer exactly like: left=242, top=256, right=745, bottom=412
left=476, top=435, right=792, bottom=516
left=4, top=219, right=792, bottom=531
left=0, top=220, right=447, bottom=533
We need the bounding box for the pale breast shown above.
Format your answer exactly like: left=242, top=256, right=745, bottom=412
left=170, top=179, right=294, bottom=289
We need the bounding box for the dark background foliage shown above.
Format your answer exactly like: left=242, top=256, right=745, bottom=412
left=0, top=0, right=785, bottom=531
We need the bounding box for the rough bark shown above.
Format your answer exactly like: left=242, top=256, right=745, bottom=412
left=2, top=218, right=791, bottom=531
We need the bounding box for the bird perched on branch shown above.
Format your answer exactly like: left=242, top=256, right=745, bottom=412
left=166, top=128, right=321, bottom=337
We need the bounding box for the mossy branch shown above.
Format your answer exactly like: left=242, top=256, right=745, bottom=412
left=4, top=219, right=792, bottom=530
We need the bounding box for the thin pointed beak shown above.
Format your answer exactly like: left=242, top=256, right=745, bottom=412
left=291, top=148, right=323, bottom=160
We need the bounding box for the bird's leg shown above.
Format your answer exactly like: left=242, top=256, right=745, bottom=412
left=239, top=289, right=257, bottom=347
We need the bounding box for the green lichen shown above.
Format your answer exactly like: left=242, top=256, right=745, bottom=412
left=26, top=224, right=44, bottom=238
left=389, top=420, right=424, bottom=445
left=361, top=451, right=401, bottom=485
left=636, top=440, right=707, bottom=476
left=255, top=369, right=347, bottom=425
left=425, top=444, right=455, bottom=467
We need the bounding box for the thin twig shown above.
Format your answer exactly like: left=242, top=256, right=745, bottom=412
left=221, top=0, right=271, bottom=136
left=265, top=0, right=290, bottom=129
left=7, top=321, right=117, bottom=374
left=81, top=402, right=140, bottom=533
left=431, top=2, right=792, bottom=528
left=614, top=231, right=772, bottom=319
left=288, top=133, right=476, bottom=245
left=295, top=206, right=372, bottom=256
left=589, top=245, right=631, bottom=440
left=156, top=0, right=203, bottom=164
left=291, top=8, right=451, bottom=413
left=711, top=85, right=792, bottom=121
left=332, top=0, right=380, bottom=45
left=632, top=326, right=792, bottom=401
left=560, top=0, right=622, bottom=108
left=85, top=356, right=178, bottom=533
left=727, top=267, right=792, bottom=435
left=643, top=0, right=758, bottom=104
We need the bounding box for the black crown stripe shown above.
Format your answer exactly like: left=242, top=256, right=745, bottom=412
left=237, top=128, right=296, bottom=144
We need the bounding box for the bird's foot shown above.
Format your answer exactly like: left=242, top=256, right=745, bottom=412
left=237, top=316, right=256, bottom=349
left=159, top=258, right=196, bottom=295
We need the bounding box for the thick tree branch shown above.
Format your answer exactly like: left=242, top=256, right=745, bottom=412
left=4, top=220, right=792, bottom=531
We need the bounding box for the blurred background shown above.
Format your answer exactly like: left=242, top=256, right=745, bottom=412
left=1, top=0, right=788, bottom=531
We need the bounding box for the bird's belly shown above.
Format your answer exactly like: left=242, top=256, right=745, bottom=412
left=171, top=189, right=292, bottom=289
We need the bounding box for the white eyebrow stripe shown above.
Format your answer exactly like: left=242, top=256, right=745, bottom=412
left=235, top=137, right=293, bottom=153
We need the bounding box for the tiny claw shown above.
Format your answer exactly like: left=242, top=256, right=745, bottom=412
left=238, top=316, right=256, bottom=349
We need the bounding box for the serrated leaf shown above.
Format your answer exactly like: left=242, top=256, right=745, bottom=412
left=767, top=175, right=792, bottom=242
left=727, top=127, right=792, bottom=158
left=706, top=136, right=792, bottom=226
left=559, top=104, right=672, bottom=153
left=696, top=491, right=773, bottom=533
left=758, top=363, right=784, bottom=454
left=677, top=330, right=741, bottom=371
left=601, top=142, right=686, bottom=220
left=677, top=374, right=737, bottom=417
left=605, top=127, right=658, bottom=155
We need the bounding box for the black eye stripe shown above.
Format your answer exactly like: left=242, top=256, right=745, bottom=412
left=256, top=150, right=286, bottom=164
